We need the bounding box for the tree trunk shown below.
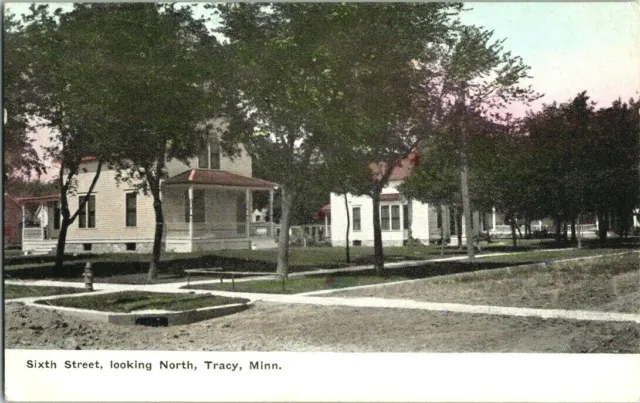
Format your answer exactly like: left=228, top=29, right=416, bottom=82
left=459, top=91, right=474, bottom=260
left=554, top=219, right=562, bottom=245
left=576, top=212, right=582, bottom=249
left=276, top=185, right=293, bottom=279
left=456, top=209, right=463, bottom=250
left=53, top=160, right=103, bottom=277
left=570, top=218, right=577, bottom=242
left=562, top=222, right=568, bottom=243
left=510, top=216, right=518, bottom=248
left=54, top=216, right=70, bottom=277
left=597, top=211, right=609, bottom=244
left=371, top=190, right=384, bottom=275
left=147, top=192, right=164, bottom=281
left=343, top=193, right=350, bottom=264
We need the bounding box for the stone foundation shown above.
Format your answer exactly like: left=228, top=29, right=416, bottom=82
left=65, top=242, right=156, bottom=254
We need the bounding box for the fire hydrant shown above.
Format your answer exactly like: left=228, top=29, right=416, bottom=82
left=83, top=263, right=94, bottom=292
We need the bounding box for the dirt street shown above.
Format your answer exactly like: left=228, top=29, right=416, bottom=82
left=5, top=302, right=639, bottom=353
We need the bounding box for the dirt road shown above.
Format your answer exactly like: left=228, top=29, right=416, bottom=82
left=5, top=302, right=638, bottom=353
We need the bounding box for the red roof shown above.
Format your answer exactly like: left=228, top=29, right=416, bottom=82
left=370, top=149, right=418, bottom=181
left=165, top=169, right=277, bottom=189
left=15, top=194, right=59, bottom=204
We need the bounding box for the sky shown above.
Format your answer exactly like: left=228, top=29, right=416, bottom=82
left=4, top=2, right=639, bottom=181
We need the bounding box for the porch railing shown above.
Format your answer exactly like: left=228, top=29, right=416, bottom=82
left=166, top=222, right=276, bottom=240
left=250, top=222, right=273, bottom=237
left=23, top=227, right=44, bottom=241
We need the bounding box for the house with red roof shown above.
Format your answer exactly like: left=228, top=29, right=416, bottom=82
left=19, top=134, right=278, bottom=254
left=329, top=151, right=496, bottom=247
left=3, top=193, right=22, bottom=247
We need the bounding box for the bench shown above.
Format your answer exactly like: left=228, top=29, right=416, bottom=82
left=184, top=268, right=284, bottom=290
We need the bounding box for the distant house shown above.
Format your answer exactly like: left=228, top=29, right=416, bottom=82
left=329, top=151, right=496, bottom=247
left=3, top=193, right=22, bottom=247
left=19, top=132, right=278, bottom=255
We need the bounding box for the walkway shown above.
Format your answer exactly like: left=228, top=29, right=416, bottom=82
left=6, top=249, right=639, bottom=325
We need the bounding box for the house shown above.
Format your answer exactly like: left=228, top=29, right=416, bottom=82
left=329, top=152, right=496, bottom=247
left=3, top=193, right=22, bottom=247
left=19, top=136, right=278, bottom=255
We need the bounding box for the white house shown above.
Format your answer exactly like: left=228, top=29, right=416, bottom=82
left=329, top=153, right=495, bottom=247
left=19, top=135, right=278, bottom=255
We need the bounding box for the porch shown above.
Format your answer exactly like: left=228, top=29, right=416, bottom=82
left=163, top=169, right=278, bottom=252
left=17, top=194, right=61, bottom=255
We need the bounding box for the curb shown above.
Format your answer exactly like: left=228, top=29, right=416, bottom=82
left=25, top=299, right=253, bottom=326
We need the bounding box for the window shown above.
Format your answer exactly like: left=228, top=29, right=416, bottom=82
left=210, top=141, right=221, bottom=170
left=197, top=140, right=221, bottom=169
left=184, top=189, right=205, bottom=223
left=352, top=207, right=361, bottom=231
left=78, top=195, right=96, bottom=228
left=380, top=205, right=390, bottom=231
left=391, top=205, right=400, bottom=230
left=403, top=204, right=410, bottom=230
left=125, top=193, right=137, bottom=227
left=126, top=242, right=136, bottom=251
left=83, top=243, right=92, bottom=251
left=198, top=147, right=209, bottom=169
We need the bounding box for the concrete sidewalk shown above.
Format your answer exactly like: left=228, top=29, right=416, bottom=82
left=7, top=249, right=638, bottom=325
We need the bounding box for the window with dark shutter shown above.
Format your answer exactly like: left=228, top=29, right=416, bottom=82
left=380, top=205, right=390, bottom=231
left=78, top=195, right=96, bottom=228
left=391, top=205, right=400, bottom=230
left=126, top=193, right=137, bottom=227
left=352, top=207, right=361, bottom=231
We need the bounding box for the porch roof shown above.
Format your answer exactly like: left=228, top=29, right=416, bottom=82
left=380, top=193, right=401, bottom=201
left=15, top=194, right=59, bottom=204
left=165, top=169, right=277, bottom=189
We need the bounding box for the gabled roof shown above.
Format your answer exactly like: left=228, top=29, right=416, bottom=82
left=165, top=169, right=277, bottom=189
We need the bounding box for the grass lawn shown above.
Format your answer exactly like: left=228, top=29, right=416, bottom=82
left=184, top=274, right=407, bottom=294
left=476, top=247, right=630, bottom=264
left=37, top=291, right=249, bottom=313
left=332, top=252, right=640, bottom=313
left=4, top=284, right=88, bottom=299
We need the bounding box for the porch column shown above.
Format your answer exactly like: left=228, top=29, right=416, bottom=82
left=324, top=211, right=328, bottom=240
left=188, top=186, right=194, bottom=239
left=39, top=202, right=45, bottom=240
left=21, top=204, right=25, bottom=247
left=269, top=188, right=275, bottom=237
left=245, top=189, right=252, bottom=237
left=425, top=203, right=430, bottom=246
left=492, top=207, right=496, bottom=231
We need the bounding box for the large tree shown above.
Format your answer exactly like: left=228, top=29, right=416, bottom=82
left=441, top=25, right=540, bottom=258
left=84, top=3, right=221, bottom=280
left=21, top=4, right=219, bottom=279
left=20, top=4, right=127, bottom=274
left=3, top=12, right=45, bottom=182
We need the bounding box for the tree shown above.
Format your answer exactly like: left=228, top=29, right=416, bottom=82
left=441, top=25, right=541, bottom=258
left=84, top=3, right=221, bottom=280
left=3, top=12, right=45, bottom=182
left=20, top=4, right=127, bottom=274
left=21, top=4, right=219, bottom=279
left=313, top=3, right=465, bottom=274
left=215, top=3, right=379, bottom=278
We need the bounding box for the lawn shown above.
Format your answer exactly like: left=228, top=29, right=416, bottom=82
left=36, top=291, right=249, bottom=313
left=4, top=284, right=88, bottom=299
left=332, top=252, right=640, bottom=313
left=184, top=274, right=407, bottom=294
